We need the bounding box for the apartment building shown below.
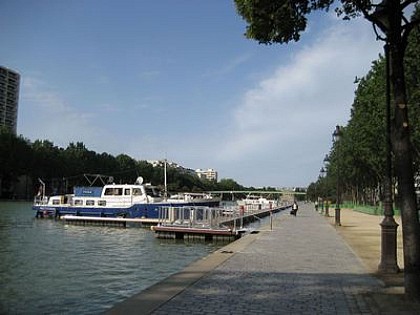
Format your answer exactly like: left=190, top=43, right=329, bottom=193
left=195, top=168, right=218, bottom=182
left=0, top=66, right=20, bottom=134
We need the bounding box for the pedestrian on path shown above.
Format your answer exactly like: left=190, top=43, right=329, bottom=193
left=291, top=201, right=298, bottom=216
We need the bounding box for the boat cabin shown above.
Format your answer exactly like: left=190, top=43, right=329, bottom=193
left=45, top=183, right=164, bottom=208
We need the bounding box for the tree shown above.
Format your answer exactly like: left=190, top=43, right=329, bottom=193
left=345, top=59, right=387, bottom=204
left=0, top=128, right=32, bottom=198
left=404, top=8, right=420, bottom=174
left=217, top=178, right=244, bottom=191
left=32, top=140, right=67, bottom=193
left=234, top=0, right=420, bottom=300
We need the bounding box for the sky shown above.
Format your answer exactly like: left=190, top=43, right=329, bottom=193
left=0, top=1, right=383, bottom=188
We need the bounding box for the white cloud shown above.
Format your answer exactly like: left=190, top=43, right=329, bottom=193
left=203, top=53, right=253, bottom=78
left=215, top=19, right=382, bottom=186
left=16, top=16, right=383, bottom=188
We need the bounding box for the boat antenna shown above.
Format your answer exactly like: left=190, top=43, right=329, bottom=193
left=164, top=158, right=168, bottom=201
left=37, top=178, right=45, bottom=199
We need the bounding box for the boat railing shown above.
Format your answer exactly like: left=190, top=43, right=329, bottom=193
left=157, top=206, right=240, bottom=229
left=241, top=202, right=278, bottom=214
left=33, top=196, right=49, bottom=205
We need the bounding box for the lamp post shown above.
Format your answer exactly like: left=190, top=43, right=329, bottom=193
left=319, top=167, right=326, bottom=214
left=323, top=155, right=330, bottom=216
left=332, top=125, right=341, bottom=226
left=319, top=153, right=330, bottom=215
left=371, top=0, right=400, bottom=274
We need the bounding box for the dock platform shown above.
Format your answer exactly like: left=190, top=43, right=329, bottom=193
left=61, top=215, right=159, bottom=227
left=151, top=205, right=289, bottom=240
left=151, top=225, right=240, bottom=241
left=59, top=204, right=291, bottom=238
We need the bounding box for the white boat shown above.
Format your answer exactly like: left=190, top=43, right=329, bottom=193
left=33, top=176, right=220, bottom=218
left=236, top=194, right=279, bottom=211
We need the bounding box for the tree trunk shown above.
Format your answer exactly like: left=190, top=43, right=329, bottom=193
left=390, top=38, right=420, bottom=301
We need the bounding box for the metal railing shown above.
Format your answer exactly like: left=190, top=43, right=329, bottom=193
left=157, top=203, right=283, bottom=230
left=157, top=206, right=237, bottom=229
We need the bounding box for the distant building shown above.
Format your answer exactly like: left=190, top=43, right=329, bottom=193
left=196, top=168, right=218, bottom=182
left=146, top=159, right=196, bottom=176
left=0, top=66, right=20, bottom=134
left=146, top=160, right=219, bottom=181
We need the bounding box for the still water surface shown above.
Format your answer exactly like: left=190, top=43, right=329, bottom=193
left=0, top=202, right=227, bottom=314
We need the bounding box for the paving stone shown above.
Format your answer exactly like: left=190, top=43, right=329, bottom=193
left=151, top=204, right=385, bottom=315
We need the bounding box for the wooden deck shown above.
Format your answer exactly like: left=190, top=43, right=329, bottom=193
left=151, top=225, right=240, bottom=241
left=61, top=215, right=159, bottom=227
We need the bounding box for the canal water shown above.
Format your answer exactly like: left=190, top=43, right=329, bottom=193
left=0, top=202, right=229, bottom=315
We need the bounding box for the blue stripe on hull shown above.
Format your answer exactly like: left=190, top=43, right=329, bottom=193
left=33, top=200, right=219, bottom=218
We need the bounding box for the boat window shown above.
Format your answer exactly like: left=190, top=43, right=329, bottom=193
left=98, top=200, right=106, bottom=206
left=124, top=188, right=131, bottom=196
left=104, top=187, right=123, bottom=196
left=52, top=199, right=60, bottom=205
left=74, top=199, right=83, bottom=206
left=86, top=200, right=95, bottom=206
left=132, top=188, right=142, bottom=196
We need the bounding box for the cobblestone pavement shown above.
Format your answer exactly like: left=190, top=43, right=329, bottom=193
left=151, top=203, right=382, bottom=315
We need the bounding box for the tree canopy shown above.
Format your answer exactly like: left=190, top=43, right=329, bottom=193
left=0, top=131, right=244, bottom=199
left=235, top=0, right=334, bottom=43
left=235, top=0, right=420, bottom=299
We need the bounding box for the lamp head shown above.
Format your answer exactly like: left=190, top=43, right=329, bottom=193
left=333, top=125, right=341, bottom=142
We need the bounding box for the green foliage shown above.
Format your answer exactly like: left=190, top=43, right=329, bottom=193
left=235, top=1, right=420, bottom=206
left=0, top=133, right=244, bottom=198
left=343, top=59, right=387, bottom=193
left=217, top=178, right=245, bottom=191
left=234, top=1, right=418, bottom=45
left=237, top=0, right=420, bottom=298
left=405, top=10, right=420, bottom=170
left=308, top=10, right=420, bottom=205
left=0, top=128, right=32, bottom=197
left=234, top=0, right=334, bottom=44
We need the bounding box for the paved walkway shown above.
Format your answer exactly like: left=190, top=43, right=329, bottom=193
left=107, top=203, right=399, bottom=314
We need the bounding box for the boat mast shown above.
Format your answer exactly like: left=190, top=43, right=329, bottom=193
left=38, top=178, right=45, bottom=199
left=164, top=158, right=168, bottom=201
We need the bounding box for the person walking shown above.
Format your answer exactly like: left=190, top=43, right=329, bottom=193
left=291, top=201, right=298, bottom=216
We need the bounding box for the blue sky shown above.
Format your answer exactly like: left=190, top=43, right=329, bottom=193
left=0, top=1, right=383, bottom=187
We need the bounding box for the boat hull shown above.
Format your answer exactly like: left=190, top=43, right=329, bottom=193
left=33, top=200, right=220, bottom=219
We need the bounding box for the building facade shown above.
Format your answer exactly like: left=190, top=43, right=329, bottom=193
left=195, top=168, right=218, bottom=182
left=146, top=160, right=218, bottom=181
left=0, top=66, right=20, bottom=134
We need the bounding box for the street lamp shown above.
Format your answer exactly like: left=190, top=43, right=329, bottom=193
left=332, top=125, right=342, bottom=226
left=321, top=154, right=330, bottom=217
left=316, top=167, right=327, bottom=214
left=371, top=0, right=400, bottom=274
